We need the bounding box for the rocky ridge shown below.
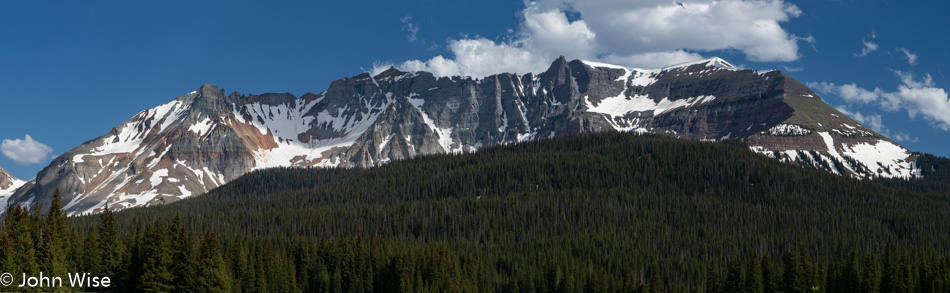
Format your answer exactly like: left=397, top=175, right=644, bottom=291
left=5, top=57, right=919, bottom=215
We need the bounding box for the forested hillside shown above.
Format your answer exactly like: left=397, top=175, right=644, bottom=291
left=4, top=132, right=950, bottom=292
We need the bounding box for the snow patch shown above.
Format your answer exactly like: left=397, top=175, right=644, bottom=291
left=188, top=117, right=214, bottom=135
left=841, top=139, right=920, bottom=179
left=762, top=124, right=811, bottom=136
left=150, top=169, right=168, bottom=188
left=0, top=177, right=26, bottom=213
left=409, top=95, right=456, bottom=152
left=586, top=95, right=715, bottom=117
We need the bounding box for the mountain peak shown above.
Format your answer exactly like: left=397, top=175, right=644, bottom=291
left=0, top=165, right=25, bottom=207
left=578, top=57, right=737, bottom=72
left=198, top=83, right=222, bottom=96
left=373, top=66, right=406, bottom=80
left=0, top=166, right=20, bottom=189
left=662, top=57, right=736, bottom=70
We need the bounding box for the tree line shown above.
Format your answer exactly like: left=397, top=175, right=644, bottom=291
left=2, top=132, right=948, bottom=291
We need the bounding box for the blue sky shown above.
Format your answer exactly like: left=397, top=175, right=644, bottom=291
left=1, top=0, right=948, bottom=180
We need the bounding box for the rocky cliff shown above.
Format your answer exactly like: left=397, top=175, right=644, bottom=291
left=5, top=57, right=919, bottom=215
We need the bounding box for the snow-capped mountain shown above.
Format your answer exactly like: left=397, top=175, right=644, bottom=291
left=5, top=56, right=919, bottom=215
left=0, top=166, right=25, bottom=209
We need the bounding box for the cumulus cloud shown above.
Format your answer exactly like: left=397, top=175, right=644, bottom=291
left=810, top=82, right=879, bottom=103
left=383, top=0, right=809, bottom=77
left=811, top=71, right=950, bottom=131
left=898, top=48, right=918, bottom=66
left=833, top=106, right=919, bottom=142
left=1, top=134, right=54, bottom=165
left=392, top=38, right=552, bottom=78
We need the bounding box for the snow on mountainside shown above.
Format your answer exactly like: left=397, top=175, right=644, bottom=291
left=0, top=166, right=25, bottom=209
left=4, top=56, right=921, bottom=216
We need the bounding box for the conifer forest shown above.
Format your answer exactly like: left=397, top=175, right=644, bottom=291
left=3, top=132, right=950, bottom=292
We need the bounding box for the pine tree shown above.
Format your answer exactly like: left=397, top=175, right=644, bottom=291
left=140, top=218, right=174, bottom=293
left=882, top=245, right=900, bottom=293
left=0, top=233, right=14, bottom=278
left=862, top=253, right=881, bottom=293
left=169, top=213, right=197, bottom=292
left=746, top=253, right=764, bottom=293
left=763, top=255, right=783, bottom=293
left=82, top=226, right=101, bottom=275
left=97, top=204, right=123, bottom=283
left=724, top=258, right=744, bottom=293
left=229, top=236, right=249, bottom=293
left=784, top=248, right=804, bottom=293
left=6, top=205, right=40, bottom=284
left=195, top=231, right=232, bottom=293
left=839, top=252, right=860, bottom=292
left=706, top=259, right=722, bottom=293
left=38, top=188, right=71, bottom=292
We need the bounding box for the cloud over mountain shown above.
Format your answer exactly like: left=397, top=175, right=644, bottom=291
left=2, top=134, right=54, bottom=165
left=811, top=72, right=950, bottom=131
left=383, top=0, right=809, bottom=77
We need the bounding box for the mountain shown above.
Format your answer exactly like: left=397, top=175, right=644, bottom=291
left=0, top=165, right=25, bottom=208
left=6, top=57, right=919, bottom=215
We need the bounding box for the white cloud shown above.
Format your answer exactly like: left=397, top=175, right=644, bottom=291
left=812, top=72, right=950, bottom=131
left=893, top=132, right=919, bottom=143
left=898, top=48, right=918, bottom=66
left=599, top=50, right=705, bottom=69
left=833, top=106, right=918, bottom=142
left=396, top=38, right=551, bottom=78
left=782, top=65, right=804, bottom=72
left=854, top=39, right=878, bottom=57
left=1, top=134, right=54, bottom=165
left=810, top=82, right=878, bottom=103
left=401, top=16, right=419, bottom=43
left=834, top=106, right=883, bottom=132
left=557, top=0, right=805, bottom=62
left=854, top=31, right=878, bottom=57
left=385, top=0, right=809, bottom=77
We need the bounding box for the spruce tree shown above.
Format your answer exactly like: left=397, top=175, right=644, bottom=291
left=763, top=255, right=783, bottom=293
left=705, top=259, right=722, bottom=293
left=862, top=253, right=881, bottom=293
left=97, top=204, right=122, bottom=282
left=38, top=189, right=71, bottom=292
left=746, top=253, right=764, bottom=293
left=783, top=248, right=804, bottom=293
left=169, top=213, right=197, bottom=292
left=195, top=231, right=232, bottom=293
left=840, top=252, right=860, bottom=292
left=139, top=219, right=174, bottom=293
left=82, top=226, right=101, bottom=275
left=7, top=205, right=40, bottom=284
left=724, top=258, right=743, bottom=293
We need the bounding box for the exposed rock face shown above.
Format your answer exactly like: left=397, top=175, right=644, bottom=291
left=5, top=57, right=919, bottom=215
left=0, top=166, right=25, bottom=208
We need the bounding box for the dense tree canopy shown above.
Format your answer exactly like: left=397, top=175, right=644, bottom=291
left=2, top=132, right=949, bottom=292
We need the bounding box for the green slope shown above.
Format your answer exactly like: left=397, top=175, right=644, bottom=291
left=59, top=131, right=950, bottom=291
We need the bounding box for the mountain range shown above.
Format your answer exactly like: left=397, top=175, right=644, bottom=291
left=1, top=57, right=920, bottom=215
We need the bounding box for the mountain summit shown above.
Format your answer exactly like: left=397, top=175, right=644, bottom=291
left=5, top=57, right=919, bottom=215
